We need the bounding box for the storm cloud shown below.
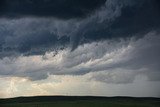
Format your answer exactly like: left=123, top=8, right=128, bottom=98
left=0, top=31, right=160, bottom=83
left=0, top=0, right=160, bottom=98
left=0, top=0, right=160, bottom=57
left=0, top=0, right=106, bottom=19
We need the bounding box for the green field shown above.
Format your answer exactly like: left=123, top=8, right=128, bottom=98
left=0, top=96, right=160, bottom=107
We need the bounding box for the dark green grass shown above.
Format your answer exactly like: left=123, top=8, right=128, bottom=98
left=0, top=96, right=160, bottom=107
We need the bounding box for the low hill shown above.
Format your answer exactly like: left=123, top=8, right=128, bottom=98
left=0, top=96, right=160, bottom=107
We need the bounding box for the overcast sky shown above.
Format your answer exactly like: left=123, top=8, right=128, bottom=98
left=0, top=0, right=160, bottom=98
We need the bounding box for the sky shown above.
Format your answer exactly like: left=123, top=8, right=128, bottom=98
left=0, top=0, right=160, bottom=98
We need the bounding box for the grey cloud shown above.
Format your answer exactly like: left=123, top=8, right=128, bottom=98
left=1, top=31, right=160, bottom=83
left=0, top=18, right=73, bottom=57
left=69, top=0, right=160, bottom=50
left=88, top=69, right=139, bottom=84
left=0, top=0, right=106, bottom=19
left=47, top=32, right=160, bottom=83
left=0, top=0, right=160, bottom=57
left=90, top=32, right=160, bottom=83
left=0, top=0, right=160, bottom=83
left=125, top=32, right=160, bottom=71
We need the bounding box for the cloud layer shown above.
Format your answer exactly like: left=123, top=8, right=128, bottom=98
left=0, top=0, right=160, bottom=98
left=0, top=0, right=106, bottom=19
left=0, top=0, right=160, bottom=57
left=0, top=31, right=160, bottom=83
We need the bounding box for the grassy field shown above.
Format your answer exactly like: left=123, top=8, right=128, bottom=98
left=0, top=96, right=160, bottom=107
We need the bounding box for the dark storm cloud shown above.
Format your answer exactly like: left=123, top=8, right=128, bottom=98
left=0, top=32, right=69, bottom=58
left=1, top=1, right=160, bottom=100
left=0, top=0, right=160, bottom=57
left=0, top=18, right=71, bottom=58
left=5, top=31, right=69, bottom=55
left=0, top=31, right=160, bottom=82
left=70, top=0, right=160, bottom=50
left=0, top=0, right=106, bottom=19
